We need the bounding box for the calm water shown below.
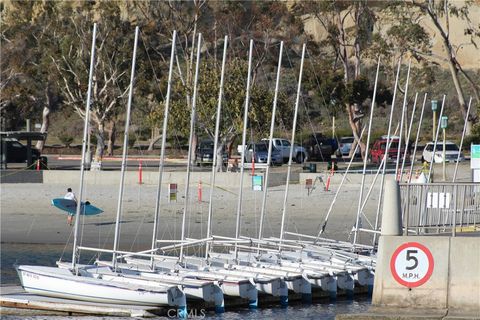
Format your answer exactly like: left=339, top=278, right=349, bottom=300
left=1, top=243, right=372, bottom=319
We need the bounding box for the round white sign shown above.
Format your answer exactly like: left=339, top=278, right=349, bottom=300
left=390, top=242, right=434, bottom=288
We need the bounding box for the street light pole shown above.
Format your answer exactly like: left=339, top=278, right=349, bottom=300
left=431, top=100, right=438, bottom=141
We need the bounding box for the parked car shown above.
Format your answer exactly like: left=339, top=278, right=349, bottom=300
left=194, top=139, right=228, bottom=166
left=244, top=142, right=283, bottom=166
left=302, top=133, right=337, bottom=162
left=421, top=141, right=464, bottom=163
left=369, top=136, right=410, bottom=164
left=261, top=138, right=308, bottom=163
left=338, top=136, right=361, bottom=158
left=0, top=137, right=47, bottom=167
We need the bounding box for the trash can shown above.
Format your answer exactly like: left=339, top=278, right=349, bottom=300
left=309, top=163, right=317, bottom=173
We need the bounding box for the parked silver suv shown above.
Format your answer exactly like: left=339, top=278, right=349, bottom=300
left=244, top=142, right=283, bottom=165
left=261, top=138, right=308, bottom=163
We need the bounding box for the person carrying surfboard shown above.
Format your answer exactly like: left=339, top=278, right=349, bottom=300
left=64, top=188, right=77, bottom=226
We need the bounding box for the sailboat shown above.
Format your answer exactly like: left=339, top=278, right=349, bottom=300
left=206, top=46, right=377, bottom=298
left=16, top=25, right=186, bottom=310
left=124, top=36, right=298, bottom=308
left=76, top=29, right=226, bottom=313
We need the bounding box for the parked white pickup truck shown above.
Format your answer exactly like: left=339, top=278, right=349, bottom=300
left=261, top=138, right=308, bottom=163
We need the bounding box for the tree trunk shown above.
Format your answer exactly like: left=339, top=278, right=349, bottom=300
left=226, top=135, right=236, bottom=158
left=35, top=106, right=50, bottom=152
left=423, top=3, right=473, bottom=134
left=446, top=57, right=471, bottom=134
left=215, top=141, right=225, bottom=172
left=94, top=122, right=106, bottom=162
left=354, top=40, right=361, bottom=79
left=148, top=127, right=161, bottom=151
left=346, top=103, right=366, bottom=159
left=336, top=9, right=350, bottom=83
left=191, top=133, right=198, bottom=165
left=106, top=120, right=116, bottom=156
left=35, top=85, right=55, bottom=152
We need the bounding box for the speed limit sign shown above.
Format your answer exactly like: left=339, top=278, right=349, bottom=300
left=390, top=242, right=434, bottom=288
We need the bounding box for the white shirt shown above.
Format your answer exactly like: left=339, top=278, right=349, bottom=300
left=64, top=192, right=77, bottom=202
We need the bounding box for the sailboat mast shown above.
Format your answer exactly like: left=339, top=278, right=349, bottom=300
left=352, top=57, right=380, bottom=247
left=279, top=43, right=305, bottom=247
left=205, top=36, right=229, bottom=258
left=394, top=60, right=411, bottom=180
left=453, top=97, right=472, bottom=182
left=427, top=95, right=446, bottom=182
left=399, top=92, right=419, bottom=182
left=150, top=30, right=177, bottom=268
left=258, top=41, right=284, bottom=242
left=407, top=93, right=428, bottom=183
left=315, top=126, right=366, bottom=240
left=234, top=39, right=254, bottom=261
left=370, top=58, right=401, bottom=247
left=72, top=23, right=97, bottom=271
left=179, top=33, right=202, bottom=263
left=112, top=26, right=140, bottom=269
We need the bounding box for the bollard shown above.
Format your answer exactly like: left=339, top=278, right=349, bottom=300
left=198, top=180, right=202, bottom=202
left=325, top=164, right=335, bottom=191
left=380, top=178, right=403, bottom=235
left=138, top=160, right=143, bottom=184
left=36, top=159, right=40, bottom=171
left=251, top=153, right=255, bottom=176
left=325, top=175, right=331, bottom=191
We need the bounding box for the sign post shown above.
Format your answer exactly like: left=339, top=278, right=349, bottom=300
left=471, top=144, right=480, bottom=190
left=169, top=183, right=177, bottom=202
left=390, top=242, right=434, bottom=288
left=252, top=175, right=263, bottom=191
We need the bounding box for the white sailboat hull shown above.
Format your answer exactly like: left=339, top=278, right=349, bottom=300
left=65, top=261, right=223, bottom=305
left=17, top=265, right=183, bottom=307
left=125, top=257, right=258, bottom=302
left=208, top=252, right=312, bottom=296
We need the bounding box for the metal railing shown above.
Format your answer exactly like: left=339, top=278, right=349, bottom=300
left=400, top=182, right=480, bottom=236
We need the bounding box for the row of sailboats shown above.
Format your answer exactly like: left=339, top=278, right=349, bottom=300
left=16, top=25, right=189, bottom=314
left=16, top=24, right=380, bottom=316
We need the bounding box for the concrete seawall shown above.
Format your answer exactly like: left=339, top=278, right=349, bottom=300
left=39, top=170, right=294, bottom=188
left=372, top=235, right=480, bottom=317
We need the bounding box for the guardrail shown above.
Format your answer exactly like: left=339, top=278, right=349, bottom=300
left=399, top=182, right=480, bottom=236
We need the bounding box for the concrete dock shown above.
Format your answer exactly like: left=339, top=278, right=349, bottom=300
left=0, top=286, right=166, bottom=317
left=1, top=284, right=372, bottom=317
left=337, top=179, right=480, bottom=320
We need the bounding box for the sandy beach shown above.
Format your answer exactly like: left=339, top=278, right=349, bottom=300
left=1, top=178, right=375, bottom=251
left=1, top=162, right=473, bottom=252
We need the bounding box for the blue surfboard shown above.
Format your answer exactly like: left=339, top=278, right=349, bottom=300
left=52, top=198, right=103, bottom=216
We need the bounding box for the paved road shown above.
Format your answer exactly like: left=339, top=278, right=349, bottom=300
left=4, top=154, right=472, bottom=175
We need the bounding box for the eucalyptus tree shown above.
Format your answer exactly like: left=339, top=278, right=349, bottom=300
left=142, top=1, right=304, bottom=157
left=0, top=1, right=61, bottom=150
left=47, top=2, right=146, bottom=160
left=297, top=0, right=383, bottom=158
left=385, top=0, right=479, bottom=134
left=152, top=57, right=291, bottom=171
left=129, top=0, right=207, bottom=151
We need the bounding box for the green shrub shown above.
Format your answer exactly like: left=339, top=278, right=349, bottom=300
left=58, top=134, right=74, bottom=147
